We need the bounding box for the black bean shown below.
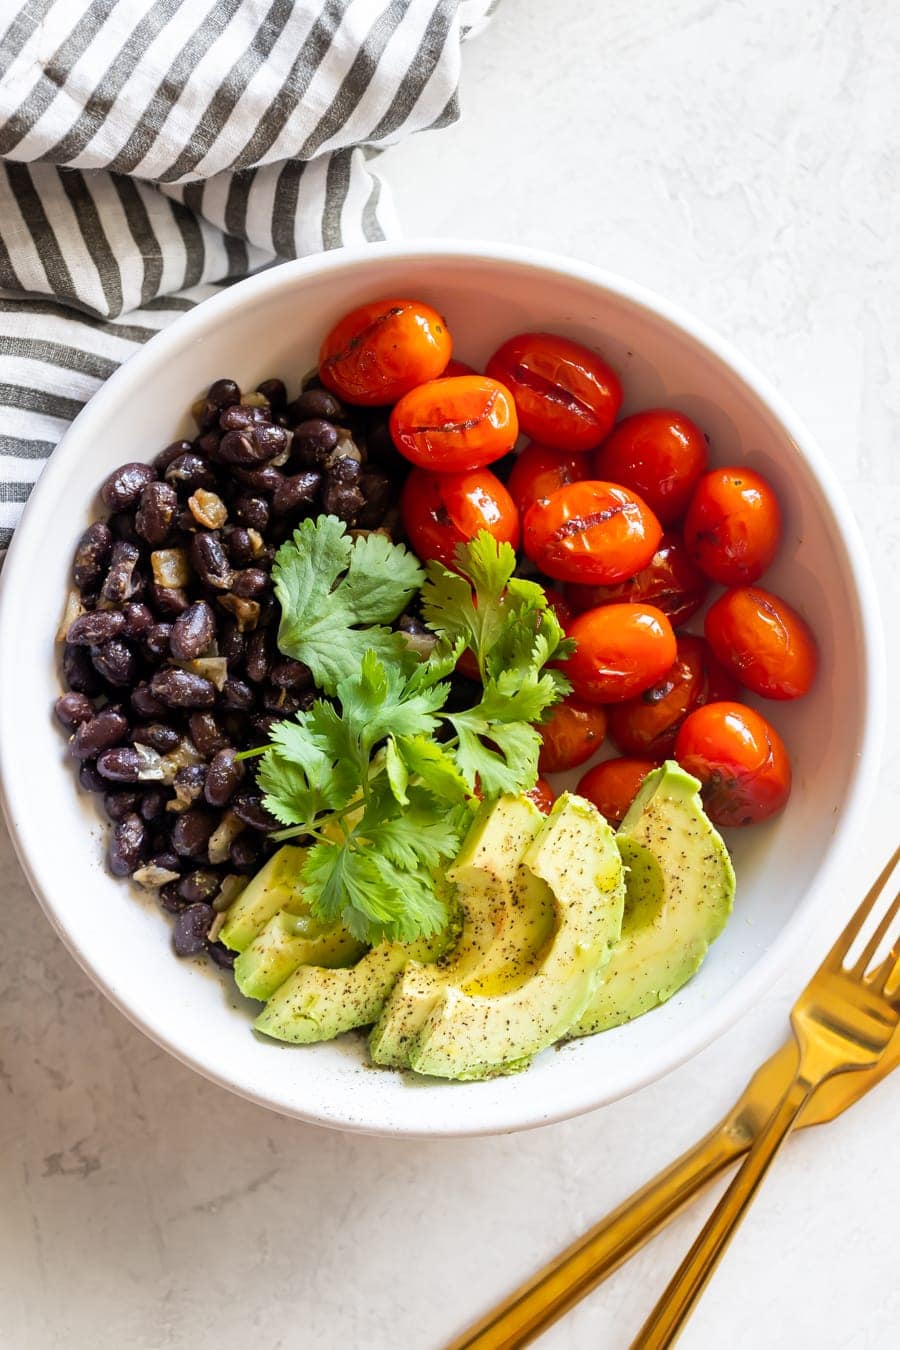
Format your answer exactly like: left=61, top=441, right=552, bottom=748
left=172, top=808, right=216, bottom=859
left=121, top=602, right=154, bottom=639
left=190, top=532, right=233, bottom=590
left=289, top=389, right=344, bottom=424
left=269, top=659, right=313, bottom=690
left=149, top=582, right=190, bottom=618
left=256, top=378, right=287, bottom=410
left=224, top=526, right=257, bottom=567
left=139, top=787, right=169, bottom=821
left=131, top=682, right=166, bottom=718
left=249, top=712, right=280, bottom=741
left=219, top=404, right=269, bottom=433
left=133, top=722, right=181, bottom=753
left=78, top=759, right=107, bottom=792
left=356, top=467, right=394, bottom=528
left=96, top=746, right=143, bottom=782
left=218, top=621, right=245, bottom=666
left=208, top=378, right=241, bottom=409
left=220, top=676, right=255, bottom=711
left=321, top=477, right=364, bottom=522
left=291, top=419, right=339, bottom=467
left=174, top=764, right=207, bottom=804
left=256, top=593, right=279, bottom=628
left=217, top=428, right=273, bottom=466
left=164, top=453, right=216, bottom=493
left=244, top=630, right=271, bottom=684
left=231, top=790, right=280, bottom=832
left=144, top=622, right=172, bottom=659
left=54, top=692, right=95, bottom=729
left=103, top=790, right=140, bottom=822
left=272, top=470, right=320, bottom=515
left=159, top=881, right=186, bottom=914
left=170, top=599, right=215, bottom=661
left=108, top=813, right=148, bottom=876
left=229, top=833, right=260, bottom=873
left=63, top=642, right=102, bottom=696
left=151, top=850, right=182, bottom=874
left=100, top=462, right=157, bottom=512
left=173, top=902, right=214, bottom=955
left=231, top=567, right=269, bottom=599
left=187, top=712, right=229, bottom=759
left=155, top=440, right=193, bottom=472
left=67, top=610, right=125, bottom=645
left=73, top=521, right=113, bottom=592
left=177, top=869, right=222, bottom=905
left=100, top=540, right=142, bottom=605
left=135, top=481, right=179, bottom=545
left=204, top=748, right=244, bottom=807
left=206, top=940, right=236, bottom=970
left=232, top=464, right=283, bottom=494
left=91, top=637, right=137, bottom=687
left=262, top=686, right=303, bottom=715
left=71, top=708, right=129, bottom=758
left=150, top=668, right=216, bottom=708
left=194, top=430, right=222, bottom=460
left=232, top=494, right=269, bottom=532
left=331, top=454, right=362, bottom=485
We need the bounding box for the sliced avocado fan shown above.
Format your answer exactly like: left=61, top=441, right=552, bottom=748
left=368, top=795, right=555, bottom=1070
left=407, top=793, right=625, bottom=1081
left=574, top=761, right=736, bottom=1036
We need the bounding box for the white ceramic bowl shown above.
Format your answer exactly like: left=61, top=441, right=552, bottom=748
left=0, top=242, right=884, bottom=1136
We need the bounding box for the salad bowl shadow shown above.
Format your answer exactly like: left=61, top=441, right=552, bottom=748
left=0, top=241, right=884, bottom=1136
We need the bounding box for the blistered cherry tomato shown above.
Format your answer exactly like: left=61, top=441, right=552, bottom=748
left=443, top=358, right=478, bottom=377
left=607, top=635, right=706, bottom=758
left=576, top=757, right=657, bottom=826
left=674, top=701, right=791, bottom=826
left=486, top=332, right=622, bottom=452
left=564, top=603, right=676, bottom=703
left=525, top=778, right=556, bottom=814
left=401, top=467, right=519, bottom=567
left=506, top=442, right=592, bottom=517
left=523, top=481, right=662, bottom=585
left=704, top=586, right=818, bottom=700
left=683, top=466, right=782, bottom=585
left=390, top=376, right=518, bottom=472
left=593, top=409, right=708, bottom=525
left=538, top=697, right=608, bottom=773
left=319, top=298, right=451, bottom=406
left=564, top=532, right=709, bottom=629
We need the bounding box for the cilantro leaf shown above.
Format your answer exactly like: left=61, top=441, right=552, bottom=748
left=451, top=720, right=542, bottom=797
left=300, top=840, right=450, bottom=945
left=357, top=785, right=468, bottom=871
left=272, top=516, right=424, bottom=695
left=395, top=734, right=472, bottom=803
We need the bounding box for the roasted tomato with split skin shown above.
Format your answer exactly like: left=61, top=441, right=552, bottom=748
left=525, top=778, right=556, bottom=814
left=705, top=586, right=818, bottom=700
left=683, top=466, right=782, bottom=586
left=593, top=408, right=708, bottom=526
left=674, top=701, right=792, bottom=826
left=319, top=298, right=451, bottom=406
left=523, top=480, right=662, bottom=585
left=564, top=603, right=677, bottom=703
left=390, top=375, right=518, bottom=472
left=538, top=696, right=608, bottom=773
left=607, top=635, right=737, bottom=758
left=506, top=442, right=593, bottom=517
left=401, top=466, right=520, bottom=567
left=486, top=332, right=622, bottom=452
left=576, top=757, right=658, bottom=826
left=563, top=532, right=710, bottom=629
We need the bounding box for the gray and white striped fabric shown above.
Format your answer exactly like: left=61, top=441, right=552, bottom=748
left=0, top=0, right=496, bottom=557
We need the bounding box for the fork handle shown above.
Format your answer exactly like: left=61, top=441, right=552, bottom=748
left=630, top=1077, right=813, bottom=1350
left=447, top=1125, right=741, bottom=1350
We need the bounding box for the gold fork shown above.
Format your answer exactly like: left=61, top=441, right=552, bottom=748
left=450, top=845, right=900, bottom=1350
left=632, top=843, right=900, bottom=1348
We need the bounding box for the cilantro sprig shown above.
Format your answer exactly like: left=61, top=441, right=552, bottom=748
left=251, top=526, right=573, bottom=946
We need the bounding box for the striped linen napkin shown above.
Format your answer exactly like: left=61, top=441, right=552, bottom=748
left=0, top=0, right=496, bottom=559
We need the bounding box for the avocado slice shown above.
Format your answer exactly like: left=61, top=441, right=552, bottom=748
left=574, top=761, right=736, bottom=1036
left=369, top=795, right=555, bottom=1069
left=408, top=792, right=625, bottom=1080
left=219, top=845, right=308, bottom=953
left=253, top=929, right=449, bottom=1044
left=234, top=909, right=366, bottom=1002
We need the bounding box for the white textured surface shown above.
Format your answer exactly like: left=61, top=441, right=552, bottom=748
left=2, top=1, right=899, bottom=1346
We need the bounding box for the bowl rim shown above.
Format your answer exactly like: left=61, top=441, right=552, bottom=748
left=0, top=238, right=886, bottom=1136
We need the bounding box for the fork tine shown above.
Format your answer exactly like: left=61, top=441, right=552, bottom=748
left=870, top=942, right=900, bottom=997
left=850, top=885, right=900, bottom=977
left=820, top=844, right=900, bottom=972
